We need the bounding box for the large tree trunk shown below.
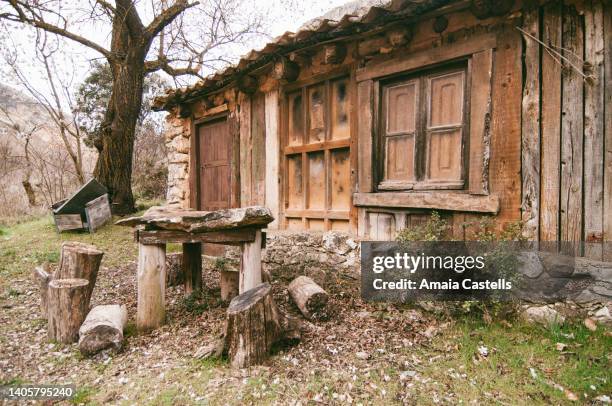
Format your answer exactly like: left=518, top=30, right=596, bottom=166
left=94, top=41, right=146, bottom=215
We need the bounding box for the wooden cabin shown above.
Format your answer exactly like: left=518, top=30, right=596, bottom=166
left=154, top=0, right=612, bottom=261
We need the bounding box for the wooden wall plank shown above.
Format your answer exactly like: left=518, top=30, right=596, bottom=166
left=251, top=93, right=266, bottom=206
left=584, top=0, right=605, bottom=259
left=540, top=1, right=562, bottom=244
left=264, top=91, right=280, bottom=229
left=468, top=49, right=493, bottom=196
left=239, top=93, right=252, bottom=206
left=357, top=80, right=374, bottom=192
left=520, top=7, right=541, bottom=241
left=604, top=2, right=612, bottom=261
left=489, top=23, right=523, bottom=229
left=228, top=111, right=241, bottom=209
left=560, top=5, right=584, bottom=255
left=189, top=118, right=198, bottom=209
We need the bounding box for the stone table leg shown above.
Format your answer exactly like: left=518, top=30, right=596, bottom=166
left=183, top=242, right=202, bottom=297
left=239, top=230, right=263, bottom=293
left=137, top=243, right=166, bottom=331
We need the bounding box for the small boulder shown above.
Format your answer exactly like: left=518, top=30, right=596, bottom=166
left=592, top=305, right=612, bottom=327
left=521, top=305, right=565, bottom=326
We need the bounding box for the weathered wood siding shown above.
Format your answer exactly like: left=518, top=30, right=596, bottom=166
left=521, top=0, right=610, bottom=259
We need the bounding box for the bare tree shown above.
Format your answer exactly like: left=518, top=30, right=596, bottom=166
left=0, top=0, right=263, bottom=214
left=2, top=34, right=86, bottom=184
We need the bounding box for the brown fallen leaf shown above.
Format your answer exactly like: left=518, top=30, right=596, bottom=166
left=555, top=342, right=567, bottom=352
left=584, top=318, right=597, bottom=332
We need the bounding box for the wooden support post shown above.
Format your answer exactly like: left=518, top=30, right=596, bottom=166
left=47, top=278, right=90, bottom=343
left=239, top=229, right=262, bottom=293
left=137, top=243, right=166, bottom=331
left=183, top=242, right=202, bottom=297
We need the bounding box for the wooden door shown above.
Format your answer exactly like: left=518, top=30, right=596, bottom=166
left=197, top=118, right=231, bottom=211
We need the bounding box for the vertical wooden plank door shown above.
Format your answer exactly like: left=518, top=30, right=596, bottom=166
left=197, top=117, right=232, bottom=255
left=198, top=118, right=232, bottom=211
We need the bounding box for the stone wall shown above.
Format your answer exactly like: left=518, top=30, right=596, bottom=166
left=164, top=114, right=190, bottom=207
left=262, top=231, right=360, bottom=284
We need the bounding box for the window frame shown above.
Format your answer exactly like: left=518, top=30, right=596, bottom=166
left=279, top=72, right=353, bottom=231
left=376, top=61, right=470, bottom=192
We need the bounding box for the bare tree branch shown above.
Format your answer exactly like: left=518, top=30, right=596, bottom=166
left=2, top=0, right=112, bottom=58
left=144, top=0, right=198, bottom=40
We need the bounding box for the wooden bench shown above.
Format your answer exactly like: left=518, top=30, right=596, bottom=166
left=117, top=206, right=273, bottom=331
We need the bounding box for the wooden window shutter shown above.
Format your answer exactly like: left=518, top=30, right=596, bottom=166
left=468, top=49, right=493, bottom=195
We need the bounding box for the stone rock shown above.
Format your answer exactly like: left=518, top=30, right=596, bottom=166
left=117, top=205, right=274, bottom=232
left=517, top=251, right=544, bottom=279
left=521, top=305, right=565, bottom=326
left=539, top=252, right=575, bottom=278
left=592, top=305, right=612, bottom=327
left=591, top=284, right=612, bottom=299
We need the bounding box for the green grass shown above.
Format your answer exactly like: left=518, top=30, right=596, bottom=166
left=410, top=316, right=611, bottom=404
left=0, top=203, right=156, bottom=289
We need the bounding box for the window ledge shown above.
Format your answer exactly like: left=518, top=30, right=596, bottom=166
left=353, top=192, right=499, bottom=214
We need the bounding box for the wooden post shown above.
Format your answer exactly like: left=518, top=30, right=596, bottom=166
left=47, top=278, right=90, bottom=343
left=239, top=229, right=262, bottom=293
left=182, top=242, right=202, bottom=297
left=137, top=243, right=166, bottom=331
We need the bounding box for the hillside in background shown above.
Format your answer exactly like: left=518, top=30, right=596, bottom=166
left=0, top=84, right=97, bottom=221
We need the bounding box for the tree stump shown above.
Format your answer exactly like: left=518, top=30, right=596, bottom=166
left=137, top=243, right=166, bottom=331
left=32, top=264, right=51, bottom=317
left=224, top=283, right=285, bottom=369
left=47, top=278, right=90, bottom=343
left=288, top=276, right=329, bottom=321
left=220, top=268, right=239, bottom=301
left=78, top=304, right=128, bottom=355
left=57, top=241, right=104, bottom=300
left=165, top=253, right=184, bottom=287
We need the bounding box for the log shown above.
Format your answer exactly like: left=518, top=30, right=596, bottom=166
left=224, top=283, right=285, bottom=369
left=47, top=278, right=90, bottom=343
left=137, top=243, right=166, bottom=331
left=220, top=268, right=239, bottom=301
left=57, top=241, right=104, bottom=300
left=78, top=305, right=128, bottom=355
left=288, top=276, right=329, bottom=321
left=32, top=264, right=51, bottom=317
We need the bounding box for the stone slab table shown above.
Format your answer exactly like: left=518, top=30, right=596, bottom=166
left=117, top=205, right=273, bottom=331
